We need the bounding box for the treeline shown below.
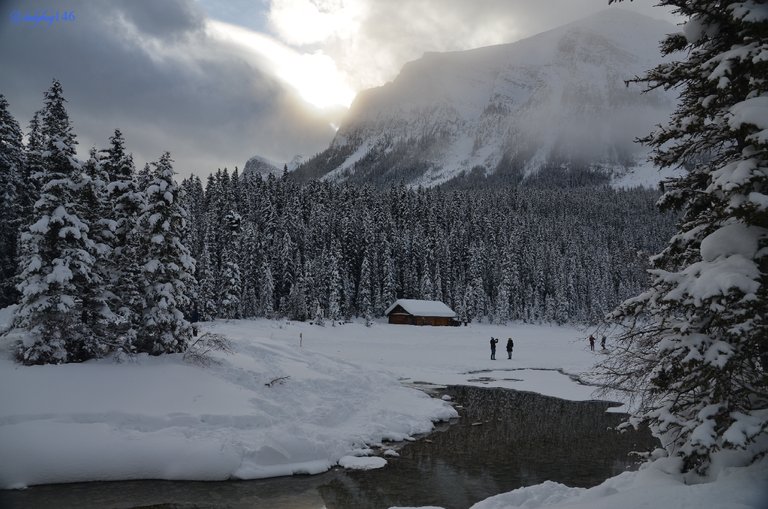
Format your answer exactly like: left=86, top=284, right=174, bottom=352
left=181, top=167, right=675, bottom=325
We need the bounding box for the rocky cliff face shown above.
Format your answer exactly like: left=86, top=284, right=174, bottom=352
left=292, top=9, right=675, bottom=187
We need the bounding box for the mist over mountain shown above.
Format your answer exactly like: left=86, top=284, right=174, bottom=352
left=290, top=9, right=676, bottom=187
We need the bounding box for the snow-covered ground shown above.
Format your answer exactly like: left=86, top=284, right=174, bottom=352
left=261, top=318, right=599, bottom=400
left=0, top=314, right=462, bottom=489
left=1, top=312, right=765, bottom=508
left=464, top=455, right=768, bottom=509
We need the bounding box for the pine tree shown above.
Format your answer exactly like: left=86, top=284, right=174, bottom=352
left=357, top=252, right=373, bottom=325
left=0, top=95, right=24, bottom=306
left=218, top=207, right=243, bottom=318
left=103, top=130, right=143, bottom=252
left=195, top=241, right=218, bottom=321
left=325, top=247, right=342, bottom=323
left=286, top=275, right=308, bottom=321
left=14, top=80, right=102, bottom=364
left=136, top=152, right=196, bottom=354
left=258, top=258, right=275, bottom=318
left=102, top=129, right=145, bottom=347
left=218, top=251, right=242, bottom=319
left=313, top=299, right=325, bottom=326
left=602, top=0, right=768, bottom=475
left=494, top=283, right=510, bottom=325
left=112, top=229, right=145, bottom=354
left=18, top=111, right=44, bottom=229
left=78, top=149, right=115, bottom=339
left=381, top=245, right=398, bottom=307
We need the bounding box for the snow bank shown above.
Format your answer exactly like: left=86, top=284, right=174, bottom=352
left=467, top=457, right=768, bottom=509
left=389, top=456, right=767, bottom=509
left=0, top=315, right=456, bottom=489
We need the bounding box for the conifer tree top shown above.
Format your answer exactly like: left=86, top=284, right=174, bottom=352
left=41, top=79, right=77, bottom=158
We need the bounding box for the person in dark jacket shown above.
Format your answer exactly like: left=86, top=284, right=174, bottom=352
left=506, top=338, right=514, bottom=359
left=589, top=335, right=595, bottom=351
left=490, top=337, right=499, bottom=360
left=601, top=335, right=607, bottom=350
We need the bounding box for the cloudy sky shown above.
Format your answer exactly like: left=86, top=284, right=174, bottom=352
left=0, top=0, right=677, bottom=179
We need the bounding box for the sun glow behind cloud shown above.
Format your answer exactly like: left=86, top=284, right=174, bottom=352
left=267, top=0, right=365, bottom=46
left=207, top=19, right=356, bottom=110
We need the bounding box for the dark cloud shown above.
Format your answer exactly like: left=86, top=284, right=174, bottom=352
left=114, top=0, right=205, bottom=39
left=0, top=0, right=336, bottom=178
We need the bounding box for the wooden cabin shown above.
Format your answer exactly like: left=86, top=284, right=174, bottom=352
left=384, top=299, right=458, bottom=326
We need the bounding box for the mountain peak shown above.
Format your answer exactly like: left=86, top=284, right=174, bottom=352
left=292, top=9, right=676, bottom=188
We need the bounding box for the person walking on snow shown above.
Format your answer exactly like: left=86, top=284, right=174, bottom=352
left=506, top=338, right=514, bottom=359
left=588, top=335, right=595, bottom=351
left=490, top=337, right=499, bottom=360
left=601, top=335, right=606, bottom=350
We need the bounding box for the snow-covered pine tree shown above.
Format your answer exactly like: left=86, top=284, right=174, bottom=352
left=238, top=223, right=259, bottom=318
left=0, top=95, right=24, bottom=306
left=602, top=0, right=768, bottom=475
left=136, top=152, right=196, bottom=354
left=137, top=162, right=152, bottom=190
left=286, top=274, right=308, bottom=321
left=18, top=111, right=44, bottom=231
left=313, top=298, right=325, bottom=326
left=78, top=149, right=115, bottom=340
left=218, top=210, right=243, bottom=319
left=194, top=241, right=218, bottom=321
left=357, top=251, right=373, bottom=325
left=420, top=266, right=434, bottom=301
left=494, top=282, right=511, bottom=325
left=14, top=80, right=103, bottom=364
left=111, top=230, right=145, bottom=354
left=218, top=250, right=242, bottom=319
left=181, top=175, right=206, bottom=258
left=102, top=129, right=145, bottom=349
left=103, top=130, right=142, bottom=252
left=258, top=258, right=275, bottom=318
left=381, top=242, right=398, bottom=309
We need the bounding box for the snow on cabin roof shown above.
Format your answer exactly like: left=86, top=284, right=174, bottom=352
left=384, top=299, right=457, bottom=318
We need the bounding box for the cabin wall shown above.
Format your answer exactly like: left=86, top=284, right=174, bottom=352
left=387, top=314, right=453, bottom=326
left=388, top=314, right=413, bottom=325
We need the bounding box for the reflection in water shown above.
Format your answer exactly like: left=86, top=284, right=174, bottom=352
left=320, top=386, right=657, bottom=509
left=0, top=386, right=657, bottom=509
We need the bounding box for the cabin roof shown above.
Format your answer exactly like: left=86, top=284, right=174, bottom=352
left=384, top=299, right=457, bottom=318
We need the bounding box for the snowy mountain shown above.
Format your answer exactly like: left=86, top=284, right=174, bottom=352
left=243, top=154, right=306, bottom=178
left=292, top=9, right=676, bottom=187
left=243, top=155, right=281, bottom=177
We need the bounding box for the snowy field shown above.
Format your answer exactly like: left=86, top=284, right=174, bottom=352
left=258, top=318, right=600, bottom=400
left=1, top=310, right=765, bottom=508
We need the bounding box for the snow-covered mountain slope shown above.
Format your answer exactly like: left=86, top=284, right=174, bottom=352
left=292, top=9, right=676, bottom=187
